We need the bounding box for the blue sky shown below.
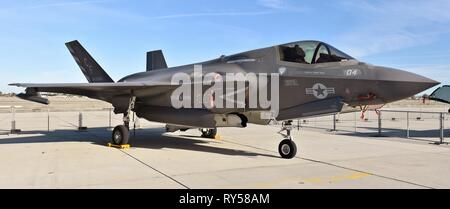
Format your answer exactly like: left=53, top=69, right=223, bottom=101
left=1, top=0, right=450, bottom=94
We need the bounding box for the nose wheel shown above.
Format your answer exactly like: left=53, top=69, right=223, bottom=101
left=277, top=120, right=297, bottom=159
left=279, top=139, right=297, bottom=159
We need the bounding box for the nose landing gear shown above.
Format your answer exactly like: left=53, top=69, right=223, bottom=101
left=277, top=120, right=297, bottom=159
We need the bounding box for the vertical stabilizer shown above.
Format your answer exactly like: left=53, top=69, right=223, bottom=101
left=65, top=40, right=114, bottom=83
left=147, top=50, right=168, bottom=71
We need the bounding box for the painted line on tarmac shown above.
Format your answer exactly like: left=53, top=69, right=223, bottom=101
left=222, top=139, right=435, bottom=189
left=229, top=171, right=372, bottom=188
left=298, top=156, right=434, bottom=189
left=119, top=150, right=190, bottom=189
left=84, top=129, right=433, bottom=189
left=85, top=131, right=190, bottom=189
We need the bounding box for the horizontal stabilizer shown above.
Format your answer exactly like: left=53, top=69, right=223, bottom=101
left=147, top=50, right=168, bottom=71
left=16, top=88, right=49, bottom=105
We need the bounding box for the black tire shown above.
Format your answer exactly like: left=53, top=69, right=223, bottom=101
left=200, top=128, right=217, bottom=139
left=278, top=139, right=297, bottom=159
left=165, top=124, right=170, bottom=132
left=112, top=125, right=130, bottom=145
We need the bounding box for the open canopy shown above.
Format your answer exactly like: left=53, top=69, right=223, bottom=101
left=279, top=41, right=354, bottom=64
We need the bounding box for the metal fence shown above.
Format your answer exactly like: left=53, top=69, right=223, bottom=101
left=0, top=106, right=157, bottom=135
left=1, top=106, right=448, bottom=144
left=297, top=109, right=449, bottom=144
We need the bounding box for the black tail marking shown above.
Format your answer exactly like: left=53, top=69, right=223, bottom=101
left=65, top=40, right=114, bottom=83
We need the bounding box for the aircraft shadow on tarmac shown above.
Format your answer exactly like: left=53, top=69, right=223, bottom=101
left=0, top=127, right=279, bottom=158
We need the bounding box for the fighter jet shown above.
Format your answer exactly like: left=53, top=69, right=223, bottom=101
left=10, top=40, right=439, bottom=159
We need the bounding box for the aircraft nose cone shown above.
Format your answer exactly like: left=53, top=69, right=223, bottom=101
left=375, top=67, right=440, bottom=102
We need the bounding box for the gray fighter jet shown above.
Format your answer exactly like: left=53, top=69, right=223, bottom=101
left=10, top=40, right=439, bottom=159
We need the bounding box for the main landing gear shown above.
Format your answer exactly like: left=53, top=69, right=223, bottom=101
left=111, top=96, right=136, bottom=145
left=277, top=120, right=297, bottom=159
left=199, top=128, right=218, bottom=139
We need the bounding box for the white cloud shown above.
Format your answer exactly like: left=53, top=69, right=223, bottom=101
left=258, top=0, right=306, bottom=12
left=259, top=0, right=285, bottom=9
left=149, top=11, right=274, bottom=20
left=0, top=0, right=113, bottom=13
left=336, top=0, right=450, bottom=57
left=339, top=30, right=436, bottom=58
left=26, top=0, right=112, bottom=9
left=0, top=0, right=146, bottom=24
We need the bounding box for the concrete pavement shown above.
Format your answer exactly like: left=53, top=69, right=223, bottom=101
left=0, top=121, right=449, bottom=188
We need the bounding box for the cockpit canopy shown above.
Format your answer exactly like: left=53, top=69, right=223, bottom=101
left=279, top=41, right=354, bottom=64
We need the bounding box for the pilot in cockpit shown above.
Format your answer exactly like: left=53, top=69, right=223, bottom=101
left=292, top=45, right=306, bottom=63
left=282, top=44, right=308, bottom=64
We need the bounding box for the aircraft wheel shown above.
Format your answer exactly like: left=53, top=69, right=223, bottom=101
left=278, top=139, right=297, bottom=159
left=112, top=125, right=129, bottom=145
left=200, top=128, right=217, bottom=139
left=164, top=124, right=170, bottom=132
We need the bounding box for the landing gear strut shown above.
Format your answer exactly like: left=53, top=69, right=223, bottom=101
left=111, top=96, right=135, bottom=145
left=200, top=128, right=217, bottom=139
left=277, top=120, right=297, bottom=159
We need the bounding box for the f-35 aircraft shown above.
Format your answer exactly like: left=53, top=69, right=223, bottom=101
left=10, top=40, right=439, bottom=159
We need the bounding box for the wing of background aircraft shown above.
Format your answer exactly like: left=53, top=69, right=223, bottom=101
left=429, top=85, right=450, bottom=104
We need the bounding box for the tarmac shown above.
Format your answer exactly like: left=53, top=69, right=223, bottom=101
left=0, top=96, right=449, bottom=189
left=0, top=116, right=449, bottom=188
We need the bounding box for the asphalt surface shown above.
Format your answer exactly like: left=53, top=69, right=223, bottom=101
left=0, top=118, right=449, bottom=188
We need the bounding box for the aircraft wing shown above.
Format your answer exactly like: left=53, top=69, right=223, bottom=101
left=10, top=82, right=169, bottom=91
left=9, top=82, right=175, bottom=104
